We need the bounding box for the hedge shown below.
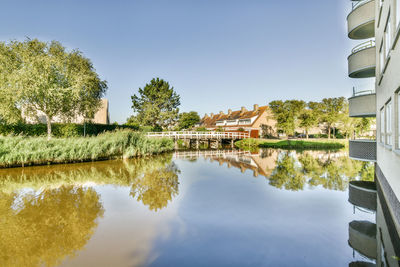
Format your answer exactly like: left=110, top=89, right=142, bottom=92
left=0, top=123, right=141, bottom=138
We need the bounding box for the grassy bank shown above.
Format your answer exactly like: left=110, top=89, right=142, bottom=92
left=235, top=138, right=345, bottom=150
left=0, top=130, right=174, bottom=168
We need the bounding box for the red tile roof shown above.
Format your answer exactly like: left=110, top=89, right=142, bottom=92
left=200, top=105, right=268, bottom=128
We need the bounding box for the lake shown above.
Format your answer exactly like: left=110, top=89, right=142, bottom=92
left=0, top=149, right=394, bottom=266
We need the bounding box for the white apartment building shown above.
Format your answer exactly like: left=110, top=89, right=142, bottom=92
left=347, top=0, right=400, bottom=264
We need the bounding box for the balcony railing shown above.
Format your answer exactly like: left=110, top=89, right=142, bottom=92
left=352, top=40, right=375, bottom=54
left=348, top=181, right=377, bottom=211
left=348, top=41, right=376, bottom=78
left=348, top=88, right=376, bottom=117
left=352, top=0, right=372, bottom=10
left=349, top=139, right=377, bottom=162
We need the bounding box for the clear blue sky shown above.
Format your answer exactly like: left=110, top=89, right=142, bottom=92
left=1, top=0, right=375, bottom=123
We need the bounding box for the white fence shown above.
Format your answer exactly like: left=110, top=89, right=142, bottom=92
left=146, top=131, right=250, bottom=140
left=173, top=150, right=251, bottom=159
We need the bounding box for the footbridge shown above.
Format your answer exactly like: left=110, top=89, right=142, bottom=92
left=146, top=131, right=250, bottom=149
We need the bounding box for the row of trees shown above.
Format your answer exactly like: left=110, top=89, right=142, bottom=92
left=269, top=97, right=374, bottom=139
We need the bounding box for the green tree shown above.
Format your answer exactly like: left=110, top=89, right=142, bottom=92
left=178, top=111, right=200, bottom=130
left=320, top=97, right=346, bottom=139
left=0, top=39, right=107, bottom=139
left=131, top=78, right=180, bottom=129
left=300, top=101, right=323, bottom=139
left=269, top=100, right=306, bottom=137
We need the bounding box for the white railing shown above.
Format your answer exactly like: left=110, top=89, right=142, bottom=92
left=146, top=131, right=250, bottom=139
left=351, top=40, right=375, bottom=54
left=352, top=87, right=376, bottom=97
left=352, top=0, right=373, bottom=10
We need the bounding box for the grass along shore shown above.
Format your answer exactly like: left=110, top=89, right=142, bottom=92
left=0, top=130, right=174, bottom=168
left=235, top=138, right=346, bottom=150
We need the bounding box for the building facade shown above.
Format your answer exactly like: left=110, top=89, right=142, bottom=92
left=23, top=98, right=110, bottom=125
left=198, top=104, right=277, bottom=138
left=347, top=0, right=400, bottom=253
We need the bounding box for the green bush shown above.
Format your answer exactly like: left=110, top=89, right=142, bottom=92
left=0, top=123, right=140, bottom=137
left=0, top=130, right=174, bottom=168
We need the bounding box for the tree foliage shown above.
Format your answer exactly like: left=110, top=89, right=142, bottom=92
left=178, top=111, right=200, bottom=130
left=320, top=97, right=346, bottom=139
left=0, top=39, right=107, bottom=138
left=269, top=100, right=306, bottom=137
left=131, top=78, right=180, bottom=129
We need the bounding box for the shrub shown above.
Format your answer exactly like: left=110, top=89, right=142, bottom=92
left=0, top=123, right=140, bottom=137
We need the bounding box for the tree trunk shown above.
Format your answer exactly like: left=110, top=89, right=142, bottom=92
left=328, top=125, right=331, bottom=139
left=306, top=130, right=309, bottom=139
left=45, top=114, right=52, bottom=140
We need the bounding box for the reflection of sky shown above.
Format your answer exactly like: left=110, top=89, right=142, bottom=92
left=60, top=157, right=374, bottom=267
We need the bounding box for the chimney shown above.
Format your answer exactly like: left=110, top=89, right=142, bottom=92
left=228, top=109, right=232, bottom=115
left=241, top=106, right=247, bottom=113
left=253, top=104, right=259, bottom=111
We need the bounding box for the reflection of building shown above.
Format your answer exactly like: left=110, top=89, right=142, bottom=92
left=347, top=178, right=400, bottom=266
left=174, top=149, right=278, bottom=177
left=23, top=98, right=110, bottom=124
left=346, top=0, right=400, bottom=239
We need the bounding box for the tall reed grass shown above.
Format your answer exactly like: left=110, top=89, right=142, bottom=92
left=0, top=130, right=174, bottom=168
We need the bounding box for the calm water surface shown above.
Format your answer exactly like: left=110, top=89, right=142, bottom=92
left=0, top=149, right=386, bottom=266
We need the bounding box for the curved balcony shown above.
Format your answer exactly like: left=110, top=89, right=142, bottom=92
left=348, top=41, right=376, bottom=78
left=348, top=0, right=375, bottom=39
left=349, top=139, right=377, bottom=162
left=348, top=181, right=377, bottom=211
left=348, top=90, right=376, bottom=117
left=348, top=220, right=377, bottom=260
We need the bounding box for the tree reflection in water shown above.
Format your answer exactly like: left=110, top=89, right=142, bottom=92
left=0, top=186, right=104, bottom=267
left=269, top=150, right=374, bottom=191
left=0, top=154, right=180, bottom=266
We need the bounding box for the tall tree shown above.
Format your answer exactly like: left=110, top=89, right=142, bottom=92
left=299, top=101, right=323, bottom=139
left=0, top=39, right=107, bottom=138
left=269, top=100, right=306, bottom=137
left=131, top=78, right=180, bottom=129
left=320, top=97, right=346, bottom=139
left=178, top=111, right=200, bottom=130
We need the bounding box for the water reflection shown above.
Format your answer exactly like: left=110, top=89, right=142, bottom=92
left=0, top=154, right=180, bottom=211
left=0, top=186, right=104, bottom=267
left=347, top=180, right=400, bottom=266
left=175, top=149, right=374, bottom=191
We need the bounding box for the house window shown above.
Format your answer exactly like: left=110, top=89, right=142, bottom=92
left=386, top=100, right=392, bottom=146
left=216, top=120, right=225, bottom=126
left=239, top=119, right=251, bottom=125
left=380, top=41, right=385, bottom=74
left=385, top=14, right=392, bottom=58
left=381, top=107, right=385, bottom=143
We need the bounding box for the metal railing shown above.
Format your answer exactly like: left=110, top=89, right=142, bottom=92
left=351, top=40, right=375, bottom=54
left=352, top=0, right=373, bottom=10
left=146, top=131, right=250, bottom=139
left=352, top=87, right=376, bottom=97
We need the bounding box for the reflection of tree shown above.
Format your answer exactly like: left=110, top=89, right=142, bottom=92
left=268, top=150, right=375, bottom=191
left=0, top=186, right=104, bottom=267
left=269, top=152, right=306, bottom=191
left=130, top=163, right=179, bottom=211
left=0, top=154, right=180, bottom=212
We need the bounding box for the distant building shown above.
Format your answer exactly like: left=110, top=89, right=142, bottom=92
left=197, top=104, right=277, bottom=138
left=23, top=98, right=110, bottom=125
